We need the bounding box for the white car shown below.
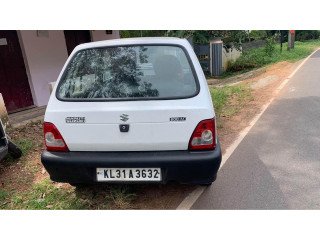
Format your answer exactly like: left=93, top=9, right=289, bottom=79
left=41, top=37, right=222, bottom=186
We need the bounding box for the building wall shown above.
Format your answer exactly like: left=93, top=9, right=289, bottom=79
left=91, top=30, right=120, bottom=41
left=18, top=30, right=120, bottom=108
left=19, top=30, right=68, bottom=107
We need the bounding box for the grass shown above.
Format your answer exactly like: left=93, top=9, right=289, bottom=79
left=210, top=84, right=253, bottom=128
left=0, top=121, right=139, bottom=210
left=1, top=178, right=137, bottom=210
left=14, top=138, right=34, bottom=155
left=223, top=40, right=320, bottom=77
left=4, top=179, right=87, bottom=210
left=0, top=189, right=8, bottom=202
left=2, top=138, right=34, bottom=163
left=105, top=186, right=136, bottom=209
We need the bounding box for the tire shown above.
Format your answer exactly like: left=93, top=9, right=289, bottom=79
left=8, top=140, right=22, bottom=159
left=200, top=182, right=212, bottom=186
left=199, top=175, right=216, bottom=186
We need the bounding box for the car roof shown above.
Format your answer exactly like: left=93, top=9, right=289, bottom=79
left=73, top=37, right=190, bottom=52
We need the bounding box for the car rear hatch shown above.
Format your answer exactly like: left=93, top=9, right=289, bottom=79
left=47, top=43, right=213, bottom=152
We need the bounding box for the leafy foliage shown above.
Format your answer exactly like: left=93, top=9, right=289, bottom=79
left=120, top=30, right=167, bottom=38
left=121, top=30, right=251, bottom=50
left=266, top=30, right=320, bottom=43
left=226, top=39, right=320, bottom=73
left=264, top=37, right=276, bottom=57
left=249, top=30, right=267, bottom=41
left=120, top=30, right=320, bottom=45
left=295, top=30, right=320, bottom=41
left=166, top=30, right=249, bottom=47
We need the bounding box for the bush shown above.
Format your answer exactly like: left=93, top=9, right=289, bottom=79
left=296, top=30, right=320, bottom=41
left=249, top=30, right=267, bottom=41
left=225, top=39, right=320, bottom=74
left=226, top=48, right=271, bottom=72
left=264, top=37, right=276, bottom=57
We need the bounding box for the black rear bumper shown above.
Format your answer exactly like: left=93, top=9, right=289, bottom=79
left=41, top=143, right=222, bottom=185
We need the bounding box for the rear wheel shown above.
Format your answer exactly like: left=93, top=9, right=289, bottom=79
left=200, top=182, right=212, bottom=186
left=199, top=174, right=216, bottom=186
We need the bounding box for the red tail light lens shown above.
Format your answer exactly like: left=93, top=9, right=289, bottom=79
left=188, top=118, right=216, bottom=151
left=43, top=122, right=69, bottom=152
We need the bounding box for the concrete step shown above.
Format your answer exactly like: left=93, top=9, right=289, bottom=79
left=9, top=106, right=46, bottom=127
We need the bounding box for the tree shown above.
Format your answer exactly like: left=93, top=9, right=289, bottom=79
left=120, top=30, right=167, bottom=38
left=248, top=30, right=267, bottom=41
left=165, top=30, right=249, bottom=49
left=295, top=30, right=320, bottom=41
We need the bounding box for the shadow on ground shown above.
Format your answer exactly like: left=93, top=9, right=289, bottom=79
left=73, top=183, right=195, bottom=209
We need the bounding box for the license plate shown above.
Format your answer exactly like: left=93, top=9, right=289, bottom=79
left=96, top=168, right=161, bottom=182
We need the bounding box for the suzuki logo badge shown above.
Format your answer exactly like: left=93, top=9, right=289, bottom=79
left=120, top=114, right=129, bottom=122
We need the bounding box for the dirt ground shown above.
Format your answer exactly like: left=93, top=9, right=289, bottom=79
left=0, top=123, right=44, bottom=193
left=0, top=60, right=300, bottom=209
left=217, top=61, right=301, bottom=154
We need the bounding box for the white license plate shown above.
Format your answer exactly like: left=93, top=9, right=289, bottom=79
left=96, top=168, right=161, bottom=182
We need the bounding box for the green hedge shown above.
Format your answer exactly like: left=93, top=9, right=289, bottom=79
left=226, top=40, right=320, bottom=73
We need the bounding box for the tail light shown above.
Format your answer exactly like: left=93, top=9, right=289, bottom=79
left=43, top=122, right=69, bottom=152
left=188, top=118, right=216, bottom=151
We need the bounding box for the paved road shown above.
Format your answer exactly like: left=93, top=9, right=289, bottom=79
left=192, top=50, right=320, bottom=209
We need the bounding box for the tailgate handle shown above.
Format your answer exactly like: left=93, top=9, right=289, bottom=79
left=119, top=124, right=130, bottom=132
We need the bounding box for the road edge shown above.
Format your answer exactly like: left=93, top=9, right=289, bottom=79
left=176, top=48, right=320, bottom=210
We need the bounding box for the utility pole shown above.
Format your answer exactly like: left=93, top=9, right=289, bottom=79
left=280, top=30, right=286, bottom=53
left=287, top=30, right=295, bottom=51
left=291, top=30, right=295, bottom=49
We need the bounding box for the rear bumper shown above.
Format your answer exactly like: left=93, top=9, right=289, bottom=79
left=41, top=143, right=222, bottom=185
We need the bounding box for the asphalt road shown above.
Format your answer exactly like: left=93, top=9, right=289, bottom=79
left=192, top=50, right=320, bottom=209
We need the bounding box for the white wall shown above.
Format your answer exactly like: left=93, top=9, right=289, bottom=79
left=91, top=30, right=120, bottom=41
left=18, top=30, right=120, bottom=107
left=19, top=30, right=69, bottom=107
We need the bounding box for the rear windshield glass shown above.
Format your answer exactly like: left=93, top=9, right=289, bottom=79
left=57, top=45, right=198, bottom=100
